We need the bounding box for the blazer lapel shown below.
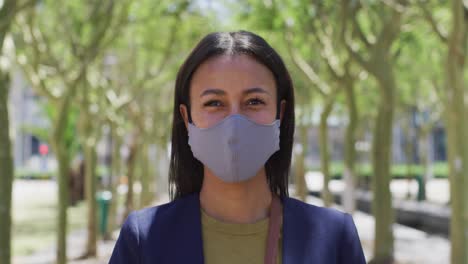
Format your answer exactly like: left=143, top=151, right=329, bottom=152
left=157, top=193, right=204, bottom=263
left=282, top=197, right=320, bottom=264
left=282, top=197, right=304, bottom=263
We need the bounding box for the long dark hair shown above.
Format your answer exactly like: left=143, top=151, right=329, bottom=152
left=169, top=30, right=295, bottom=200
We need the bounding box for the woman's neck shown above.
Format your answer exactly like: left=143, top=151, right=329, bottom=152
left=199, top=167, right=272, bottom=224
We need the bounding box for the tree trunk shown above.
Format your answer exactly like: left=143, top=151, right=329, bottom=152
left=83, top=142, right=97, bottom=257
left=445, top=1, right=468, bottom=262
left=0, top=69, right=13, bottom=264
left=52, top=137, right=70, bottom=264
left=418, top=124, right=433, bottom=201
left=140, top=142, right=152, bottom=207
left=370, top=72, right=395, bottom=264
left=52, top=99, right=76, bottom=264
left=108, top=125, right=122, bottom=234
left=78, top=78, right=98, bottom=257
left=343, top=77, right=358, bottom=213
left=402, top=114, right=414, bottom=199
left=294, top=124, right=308, bottom=201
left=319, top=99, right=335, bottom=207
left=149, top=144, right=160, bottom=202
left=52, top=78, right=80, bottom=264
left=123, top=137, right=138, bottom=221
left=445, top=105, right=468, bottom=264
left=0, top=0, right=17, bottom=261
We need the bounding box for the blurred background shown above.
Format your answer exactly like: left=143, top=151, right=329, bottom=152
left=1, top=0, right=467, bottom=263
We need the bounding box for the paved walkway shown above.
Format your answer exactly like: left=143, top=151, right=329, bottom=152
left=14, top=183, right=450, bottom=264
left=13, top=194, right=170, bottom=264
left=14, top=229, right=116, bottom=264
left=305, top=196, right=450, bottom=264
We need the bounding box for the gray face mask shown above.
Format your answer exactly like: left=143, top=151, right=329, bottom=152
left=188, top=114, right=280, bottom=183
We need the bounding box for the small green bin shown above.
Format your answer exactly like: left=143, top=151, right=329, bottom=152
left=97, top=191, right=112, bottom=237
left=416, top=175, right=426, bottom=201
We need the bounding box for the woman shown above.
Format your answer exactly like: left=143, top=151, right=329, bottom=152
left=109, top=30, right=366, bottom=264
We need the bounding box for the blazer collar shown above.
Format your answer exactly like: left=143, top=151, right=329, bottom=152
left=168, top=193, right=205, bottom=263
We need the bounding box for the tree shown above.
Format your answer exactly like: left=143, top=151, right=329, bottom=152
left=419, top=0, right=468, bottom=262
left=98, top=0, right=207, bottom=219
left=14, top=1, right=130, bottom=261
left=443, top=2, right=468, bottom=261
left=0, top=2, right=17, bottom=263
left=0, top=1, right=36, bottom=263
left=285, top=38, right=340, bottom=206
left=343, top=0, right=409, bottom=262
left=234, top=0, right=364, bottom=211
left=282, top=0, right=362, bottom=210
left=232, top=0, right=323, bottom=202
left=70, top=2, right=130, bottom=256
left=394, top=22, right=444, bottom=201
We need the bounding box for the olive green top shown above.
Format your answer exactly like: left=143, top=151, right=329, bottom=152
left=201, top=209, right=282, bottom=264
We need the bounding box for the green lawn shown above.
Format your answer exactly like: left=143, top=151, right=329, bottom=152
left=12, top=180, right=87, bottom=256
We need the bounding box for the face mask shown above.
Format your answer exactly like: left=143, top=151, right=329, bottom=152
left=188, top=114, right=280, bottom=183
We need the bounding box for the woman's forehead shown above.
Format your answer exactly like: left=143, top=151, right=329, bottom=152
left=190, top=54, right=277, bottom=97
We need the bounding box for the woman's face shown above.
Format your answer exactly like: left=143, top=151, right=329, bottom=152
left=181, top=54, right=283, bottom=128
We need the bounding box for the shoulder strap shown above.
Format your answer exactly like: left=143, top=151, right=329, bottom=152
left=264, top=195, right=282, bottom=264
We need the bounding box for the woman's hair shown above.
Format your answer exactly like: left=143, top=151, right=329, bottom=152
left=169, top=30, right=295, bottom=200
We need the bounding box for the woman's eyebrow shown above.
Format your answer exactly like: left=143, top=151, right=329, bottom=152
left=200, top=88, right=226, bottom=97
left=244, top=87, right=270, bottom=95
left=200, top=87, right=270, bottom=97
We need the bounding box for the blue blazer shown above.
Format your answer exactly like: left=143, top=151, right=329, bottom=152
left=109, top=193, right=366, bottom=263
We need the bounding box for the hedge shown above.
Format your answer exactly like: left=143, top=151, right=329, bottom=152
left=14, top=165, right=108, bottom=180
left=309, top=162, right=448, bottom=180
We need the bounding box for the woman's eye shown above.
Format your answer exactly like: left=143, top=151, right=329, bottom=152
left=203, top=100, right=223, bottom=107
left=246, top=98, right=265, bottom=106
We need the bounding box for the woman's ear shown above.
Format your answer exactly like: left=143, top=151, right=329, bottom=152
left=179, top=104, right=189, bottom=129
left=280, top=100, right=286, bottom=121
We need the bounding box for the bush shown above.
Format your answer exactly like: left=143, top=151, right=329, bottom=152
left=14, top=165, right=109, bottom=181
left=309, top=162, right=448, bottom=180
left=15, top=168, right=55, bottom=180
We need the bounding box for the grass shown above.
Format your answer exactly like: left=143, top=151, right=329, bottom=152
left=12, top=180, right=87, bottom=257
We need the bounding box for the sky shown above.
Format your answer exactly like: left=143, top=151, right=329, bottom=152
left=194, top=0, right=237, bottom=28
